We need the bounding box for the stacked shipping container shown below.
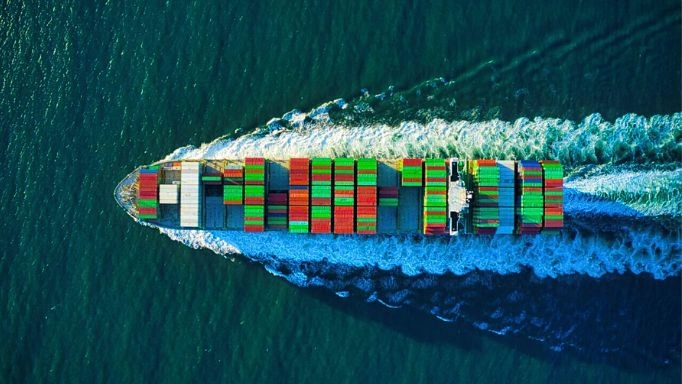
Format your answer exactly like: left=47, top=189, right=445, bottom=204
left=378, top=187, right=399, bottom=206
left=423, top=159, right=447, bottom=234
left=311, top=158, right=332, bottom=233
left=180, top=162, right=201, bottom=227
left=516, top=160, right=544, bottom=234
left=470, top=160, right=500, bottom=234
left=243, top=158, right=265, bottom=232
left=267, top=192, right=288, bottom=230
left=223, top=164, right=244, bottom=205
left=400, top=158, right=423, bottom=187
left=333, top=158, right=355, bottom=234
left=289, top=158, right=310, bottom=233
left=496, top=161, right=516, bottom=234
left=541, top=161, right=564, bottom=233
left=356, top=159, right=377, bottom=234
left=158, top=184, right=178, bottom=205
left=137, top=166, right=159, bottom=220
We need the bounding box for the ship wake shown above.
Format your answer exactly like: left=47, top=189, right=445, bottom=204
left=146, top=92, right=680, bottom=364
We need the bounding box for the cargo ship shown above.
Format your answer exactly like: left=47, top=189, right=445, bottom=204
left=114, top=158, right=564, bottom=235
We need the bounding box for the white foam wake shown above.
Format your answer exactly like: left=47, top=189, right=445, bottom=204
left=159, top=225, right=680, bottom=280
left=565, top=168, right=682, bottom=218
left=162, top=111, right=680, bottom=169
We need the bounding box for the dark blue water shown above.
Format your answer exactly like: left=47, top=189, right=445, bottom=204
left=2, top=0, right=680, bottom=382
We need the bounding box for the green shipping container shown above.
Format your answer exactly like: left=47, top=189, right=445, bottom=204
left=311, top=206, right=332, bottom=218
left=137, top=199, right=158, bottom=208
left=245, top=185, right=265, bottom=196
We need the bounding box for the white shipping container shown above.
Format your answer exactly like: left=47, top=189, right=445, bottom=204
left=182, top=161, right=201, bottom=169
left=159, top=184, right=179, bottom=204
left=180, top=168, right=201, bottom=227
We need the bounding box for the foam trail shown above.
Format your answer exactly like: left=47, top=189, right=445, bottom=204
left=163, top=112, right=681, bottom=169
left=565, top=168, right=682, bottom=218
left=159, top=220, right=680, bottom=280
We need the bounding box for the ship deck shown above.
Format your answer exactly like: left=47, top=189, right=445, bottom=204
left=154, top=159, right=424, bottom=234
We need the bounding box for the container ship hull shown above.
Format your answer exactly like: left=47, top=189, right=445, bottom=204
left=115, top=158, right=564, bottom=235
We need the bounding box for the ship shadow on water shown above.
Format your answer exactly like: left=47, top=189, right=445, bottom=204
left=296, top=266, right=681, bottom=372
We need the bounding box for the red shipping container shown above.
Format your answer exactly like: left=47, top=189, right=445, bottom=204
left=474, top=159, right=497, bottom=166
left=289, top=206, right=309, bottom=221
left=356, top=186, right=376, bottom=206
left=545, top=207, right=564, bottom=215
left=356, top=196, right=376, bottom=206
left=357, top=186, right=376, bottom=194
left=311, top=174, right=331, bottom=182
left=311, top=220, right=332, bottom=233
left=244, top=225, right=265, bottom=232
left=402, top=158, right=422, bottom=166
left=334, top=206, right=353, bottom=214
left=335, top=174, right=354, bottom=180
left=356, top=206, right=377, bottom=216
left=334, top=228, right=353, bottom=234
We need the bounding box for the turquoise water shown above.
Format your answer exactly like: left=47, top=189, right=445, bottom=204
left=2, top=0, right=680, bottom=382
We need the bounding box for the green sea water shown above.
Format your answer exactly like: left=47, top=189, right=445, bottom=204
left=1, top=0, right=680, bottom=382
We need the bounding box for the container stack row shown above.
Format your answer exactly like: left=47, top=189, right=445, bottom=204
left=400, top=158, right=423, bottom=187
left=356, top=159, right=377, bottom=234
left=541, top=161, right=564, bottom=233
left=158, top=184, right=178, bottom=205
left=423, top=159, right=447, bottom=235
left=470, top=160, right=500, bottom=234
left=333, top=158, right=355, bottom=234
left=243, top=158, right=265, bottom=232
left=289, top=158, right=310, bottom=233
left=180, top=162, right=201, bottom=227
left=516, top=160, right=544, bottom=234
left=496, top=161, right=516, bottom=234
left=311, top=158, right=332, bottom=233
left=223, top=164, right=244, bottom=205
left=137, top=166, right=159, bottom=220
left=378, top=187, right=399, bottom=206
left=267, top=192, right=288, bottom=230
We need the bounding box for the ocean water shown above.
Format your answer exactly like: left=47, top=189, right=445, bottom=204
left=2, top=1, right=680, bottom=383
